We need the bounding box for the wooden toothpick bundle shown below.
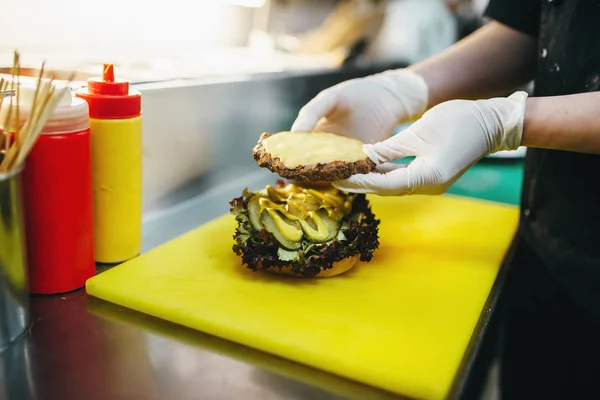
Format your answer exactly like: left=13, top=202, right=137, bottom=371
left=0, top=51, right=75, bottom=174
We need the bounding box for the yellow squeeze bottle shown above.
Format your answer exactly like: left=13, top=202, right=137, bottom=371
left=76, top=64, right=142, bottom=263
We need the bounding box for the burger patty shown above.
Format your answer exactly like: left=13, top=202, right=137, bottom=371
left=252, top=132, right=377, bottom=181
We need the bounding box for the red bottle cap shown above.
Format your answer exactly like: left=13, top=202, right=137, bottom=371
left=76, top=64, right=141, bottom=119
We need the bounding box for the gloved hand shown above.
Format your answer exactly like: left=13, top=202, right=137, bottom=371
left=290, top=69, right=429, bottom=144
left=332, top=91, right=529, bottom=196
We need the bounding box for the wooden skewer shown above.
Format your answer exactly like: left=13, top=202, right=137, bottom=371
left=15, top=85, right=56, bottom=166
left=15, top=90, right=61, bottom=167
left=27, top=77, right=54, bottom=135
left=3, top=111, right=9, bottom=156
left=2, top=75, right=15, bottom=160
left=13, top=78, right=74, bottom=169
left=7, top=55, right=17, bottom=152
left=15, top=52, right=21, bottom=150
left=0, top=78, right=7, bottom=152
left=1, top=58, right=48, bottom=171
left=0, top=53, right=21, bottom=172
left=4, top=79, right=52, bottom=171
left=23, top=60, right=46, bottom=136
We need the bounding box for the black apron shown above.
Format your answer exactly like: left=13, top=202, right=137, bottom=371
left=518, top=0, right=600, bottom=320
left=499, top=1, right=600, bottom=398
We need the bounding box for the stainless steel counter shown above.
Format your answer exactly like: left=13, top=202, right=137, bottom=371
left=0, top=166, right=405, bottom=400
left=0, top=65, right=499, bottom=400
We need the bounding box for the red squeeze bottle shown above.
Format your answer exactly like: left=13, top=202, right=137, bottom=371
left=18, top=85, right=95, bottom=294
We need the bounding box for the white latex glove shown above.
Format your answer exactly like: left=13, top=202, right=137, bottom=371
left=333, top=91, right=529, bottom=196
left=291, top=69, right=429, bottom=144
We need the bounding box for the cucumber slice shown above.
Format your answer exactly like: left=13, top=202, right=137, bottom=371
left=298, top=212, right=332, bottom=242
left=285, top=201, right=305, bottom=219
left=322, top=206, right=344, bottom=222
left=266, top=185, right=288, bottom=202
left=319, top=209, right=341, bottom=241
left=266, top=209, right=303, bottom=242
left=248, top=196, right=264, bottom=231
left=261, top=212, right=301, bottom=250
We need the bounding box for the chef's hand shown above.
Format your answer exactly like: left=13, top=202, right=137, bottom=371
left=333, top=91, right=529, bottom=196
left=290, top=69, right=429, bottom=144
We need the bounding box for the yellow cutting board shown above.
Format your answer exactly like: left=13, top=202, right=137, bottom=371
left=86, top=194, right=519, bottom=400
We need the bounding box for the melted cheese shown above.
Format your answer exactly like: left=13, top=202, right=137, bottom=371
left=262, top=131, right=367, bottom=169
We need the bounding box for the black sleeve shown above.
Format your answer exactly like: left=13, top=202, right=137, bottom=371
left=485, top=0, right=541, bottom=37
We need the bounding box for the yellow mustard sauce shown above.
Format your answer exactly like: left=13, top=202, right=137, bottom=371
left=252, top=183, right=351, bottom=243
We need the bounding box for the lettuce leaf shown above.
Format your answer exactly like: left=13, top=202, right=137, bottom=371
left=277, top=248, right=300, bottom=262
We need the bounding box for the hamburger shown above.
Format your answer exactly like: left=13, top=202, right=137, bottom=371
left=230, top=179, right=380, bottom=278
left=230, top=130, right=381, bottom=278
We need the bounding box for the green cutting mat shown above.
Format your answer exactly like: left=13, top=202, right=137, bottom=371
left=449, top=159, right=524, bottom=205
left=392, top=158, right=524, bottom=205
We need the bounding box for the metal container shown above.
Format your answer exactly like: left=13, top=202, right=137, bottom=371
left=0, top=164, right=30, bottom=350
